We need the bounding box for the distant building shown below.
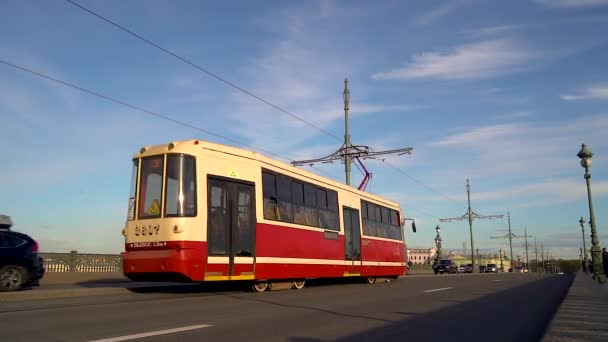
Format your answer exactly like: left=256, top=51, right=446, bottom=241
left=407, top=247, right=437, bottom=264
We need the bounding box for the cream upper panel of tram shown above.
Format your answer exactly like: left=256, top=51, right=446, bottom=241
left=130, top=139, right=406, bottom=241
left=136, top=139, right=401, bottom=208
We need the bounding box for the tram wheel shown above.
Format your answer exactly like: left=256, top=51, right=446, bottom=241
left=292, top=279, right=305, bottom=290
left=252, top=281, right=269, bottom=293
left=366, top=277, right=376, bottom=284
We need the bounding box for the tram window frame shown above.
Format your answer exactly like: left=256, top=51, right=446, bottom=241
left=137, top=155, right=165, bottom=220
left=262, top=172, right=278, bottom=220
left=164, top=154, right=198, bottom=218
left=261, top=168, right=340, bottom=231
left=361, top=200, right=402, bottom=241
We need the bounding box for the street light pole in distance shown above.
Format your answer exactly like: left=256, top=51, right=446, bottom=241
left=440, top=179, right=504, bottom=273
left=577, top=143, right=606, bottom=284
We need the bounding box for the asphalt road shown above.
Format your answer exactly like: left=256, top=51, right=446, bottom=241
left=0, top=273, right=573, bottom=342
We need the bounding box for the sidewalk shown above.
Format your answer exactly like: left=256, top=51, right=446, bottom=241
left=542, top=272, right=608, bottom=341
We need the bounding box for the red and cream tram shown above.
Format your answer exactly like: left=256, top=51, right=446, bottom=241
left=122, top=139, right=413, bottom=291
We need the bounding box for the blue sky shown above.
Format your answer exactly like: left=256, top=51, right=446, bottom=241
left=1, top=0, right=608, bottom=259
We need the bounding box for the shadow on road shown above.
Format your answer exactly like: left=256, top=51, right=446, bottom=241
left=277, top=275, right=572, bottom=342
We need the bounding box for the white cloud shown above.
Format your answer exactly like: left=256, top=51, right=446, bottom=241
left=492, top=111, right=534, bottom=120
left=473, top=178, right=608, bottom=203
left=431, top=123, right=524, bottom=146
left=536, top=0, right=608, bottom=8
left=423, top=114, right=608, bottom=197
left=561, top=84, right=608, bottom=100
left=225, top=10, right=419, bottom=157
left=414, top=0, right=472, bottom=26
left=372, top=39, right=537, bottom=80
left=464, top=24, right=530, bottom=37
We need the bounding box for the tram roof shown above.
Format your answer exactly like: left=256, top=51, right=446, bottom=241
left=135, top=139, right=403, bottom=210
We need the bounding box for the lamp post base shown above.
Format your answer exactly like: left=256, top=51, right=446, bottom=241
left=591, top=247, right=606, bottom=284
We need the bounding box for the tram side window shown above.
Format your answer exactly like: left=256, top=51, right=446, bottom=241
left=262, top=172, right=278, bottom=220
left=304, top=184, right=319, bottom=227
left=261, top=169, right=340, bottom=231
left=361, top=200, right=401, bottom=241
left=327, top=190, right=339, bottom=230
left=292, top=181, right=307, bottom=225
left=276, top=174, right=294, bottom=223
left=390, top=210, right=402, bottom=240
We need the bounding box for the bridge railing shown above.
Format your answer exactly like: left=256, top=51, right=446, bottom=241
left=40, top=251, right=123, bottom=273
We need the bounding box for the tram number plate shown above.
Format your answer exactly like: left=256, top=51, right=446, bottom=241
left=135, top=224, right=161, bottom=236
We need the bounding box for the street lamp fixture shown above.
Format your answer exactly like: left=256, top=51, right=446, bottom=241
left=577, top=143, right=606, bottom=284
left=579, top=216, right=588, bottom=273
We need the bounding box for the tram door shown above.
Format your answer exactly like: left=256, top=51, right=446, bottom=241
left=343, top=207, right=362, bottom=276
left=206, top=178, right=255, bottom=280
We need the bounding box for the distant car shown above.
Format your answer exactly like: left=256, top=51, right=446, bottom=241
left=479, top=265, right=487, bottom=273
left=486, top=264, right=499, bottom=273
left=464, top=264, right=473, bottom=273
left=0, top=215, right=44, bottom=291
left=457, top=265, right=466, bottom=273
left=434, top=259, right=458, bottom=274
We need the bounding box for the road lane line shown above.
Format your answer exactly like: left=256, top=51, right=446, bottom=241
left=492, top=280, right=504, bottom=282
left=424, top=287, right=453, bottom=293
left=88, top=324, right=212, bottom=342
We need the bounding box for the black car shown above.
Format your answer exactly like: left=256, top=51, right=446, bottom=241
left=0, top=215, right=45, bottom=291
left=434, top=259, right=458, bottom=274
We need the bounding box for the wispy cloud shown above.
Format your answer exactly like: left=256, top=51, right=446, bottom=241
left=414, top=0, right=472, bottom=27
left=372, top=39, right=537, bottom=81
left=464, top=24, right=531, bottom=37
left=432, top=123, right=524, bottom=146
left=492, top=111, right=535, bottom=120
left=425, top=114, right=608, bottom=187
left=536, top=0, right=608, bottom=8
left=472, top=178, right=608, bottom=203
left=561, top=84, right=608, bottom=100
left=225, top=8, right=420, bottom=156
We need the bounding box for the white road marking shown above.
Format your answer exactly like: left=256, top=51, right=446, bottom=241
left=492, top=280, right=504, bottom=282
left=89, top=324, right=212, bottom=342
left=424, top=287, right=453, bottom=293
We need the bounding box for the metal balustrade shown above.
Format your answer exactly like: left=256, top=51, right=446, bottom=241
left=40, top=251, right=123, bottom=273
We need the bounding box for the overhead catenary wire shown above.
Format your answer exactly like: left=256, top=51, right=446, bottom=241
left=64, top=0, right=343, bottom=143
left=0, top=59, right=281, bottom=161
left=0, top=59, right=344, bottom=182
left=65, top=0, right=466, bottom=209
left=381, top=159, right=461, bottom=203
left=1, top=59, right=443, bottom=222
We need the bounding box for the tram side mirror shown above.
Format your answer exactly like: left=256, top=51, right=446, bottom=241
left=412, top=221, right=417, bottom=233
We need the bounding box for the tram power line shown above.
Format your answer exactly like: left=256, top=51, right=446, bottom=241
left=0, top=58, right=444, bottom=223
left=64, top=0, right=466, bottom=208
left=0, top=59, right=343, bottom=183
left=64, top=0, right=343, bottom=143
left=0, top=59, right=284, bottom=162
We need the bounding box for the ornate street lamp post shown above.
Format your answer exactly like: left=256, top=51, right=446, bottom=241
left=579, top=216, right=589, bottom=274
left=577, top=143, right=606, bottom=284
left=434, top=225, right=442, bottom=264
